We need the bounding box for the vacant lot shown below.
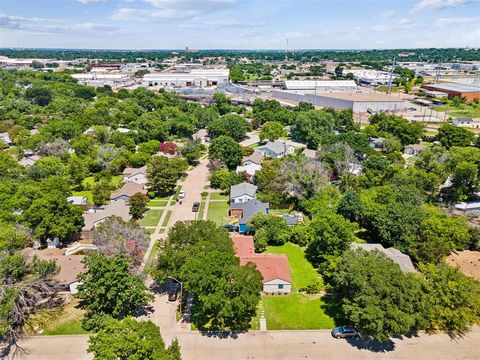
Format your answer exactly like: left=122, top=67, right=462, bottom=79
left=263, top=294, right=335, bottom=330
left=266, top=242, right=322, bottom=291
left=206, top=201, right=231, bottom=225
left=139, top=209, right=163, bottom=227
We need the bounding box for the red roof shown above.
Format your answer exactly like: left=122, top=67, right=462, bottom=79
left=231, top=235, right=291, bottom=283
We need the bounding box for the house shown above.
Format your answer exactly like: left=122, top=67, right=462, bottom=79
left=302, top=148, right=317, bottom=161
left=404, top=144, right=426, bottom=156
left=257, top=141, right=295, bottom=158
left=110, top=182, right=147, bottom=201
left=452, top=117, right=480, bottom=129
left=123, top=166, right=148, bottom=185
left=22, top=248, right=86, bottom=294
left=236, top=163, right=262, bottom=177
left=454, top=201, right=480, bottom=216
left=242, top=151, right=264, bottom=166
left=192, top=128, right=210, bottom=144
left=230, top=200, right=269, bottom=233
left=82, top=200, right=131, bottom=235
left=230, top=182, right=258, bottom=204
left=67, top=196, right=87, bottom=205
left=232, top=235, right=291, bottom=294
left=351, top=243, right=417, bottom=273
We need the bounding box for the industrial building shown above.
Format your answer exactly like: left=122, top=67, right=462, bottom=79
left=272, top=90, right=406, bottom=112
left=283, top=80, right=358, bottom=93
left=142, top=68, right=229, bottom=88
left=420, top=83, right=480, bottom=102
left=71, top=73, right=132, bottom=87
left=343, top=69, right=397, bottom=86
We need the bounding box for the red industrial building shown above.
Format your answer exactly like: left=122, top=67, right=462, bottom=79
left=421, top=83, right=480, bottom=102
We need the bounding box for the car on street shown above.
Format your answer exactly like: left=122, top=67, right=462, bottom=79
left=179, top=189, right=186, bottom=199
left=331, top=325, right=359, bottom=339
left=168, top=283, right=180, bottom=302
left=192, top=202, right=200, bottom=212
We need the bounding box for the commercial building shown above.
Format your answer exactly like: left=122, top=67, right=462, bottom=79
left=142, top=68, right=229, bottom=88
left=273, top=90, right=406, bottom=113
left=344, top=69, right=397, bottom=86
left=283, top=80, right=358, bottom=93
left=71, top=73, right=132, bottom=88
left=421, top=83, right=480, bottom=102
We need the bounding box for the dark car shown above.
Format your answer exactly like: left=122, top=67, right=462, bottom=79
left=168, top=283, right=180, bottom=302
left=331, top=325, right=359, bottom=339
left=192, top=202, right=200, bottom=212
left=223, top=224, right=239, bottom=232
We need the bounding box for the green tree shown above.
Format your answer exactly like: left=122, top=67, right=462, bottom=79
left=147, top=156, right=188, bottom=196
left=207, top=114, right=250, bottom=141
left=208, top=135, right=243, bottom=169
left=291, top=110, right=336, bottom=149
left=129, top=193, right=149, bottom=220
left=437, top=124, right=475, bottom=149
left=92, top=180, right=112, bottom=207
left=248, top=213, right=291, bottom=248
left=209, top=169, right=241, bottom=192
left=88, top=317, right=181, bottom=360
left=259, top=121, right=287, bottom=142
left=420, top=263, right=480, bottom=337
left=448, top=161, right=478, bottom=202
left=331, top=249, right=425, bottom=342
left=77, top=253, right=153, bottom=330
left=28, top=157, right=65, bottom=180
left=179, top=139, right=204, bottom=165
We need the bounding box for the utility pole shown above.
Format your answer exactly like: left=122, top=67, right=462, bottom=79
left=387, top=57, right=396, bottom=94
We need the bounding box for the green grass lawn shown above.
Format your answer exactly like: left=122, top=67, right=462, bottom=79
left=162, top=210, right=172, bottom=227
left=198, top=201, right=205, bottom=220
left=71, top=191, right=93, bottom=204
left=269, top=208, right=293, bottom=216
left=82, top=175, right=123, bottom=190
left=147, top=200, right=169, bottom=207
left=42, top=320, right=91, bottom=336
left=209, top=192, right=229, bottom=201
left=263, top=294, right=336, bottom=330
left=139, top=209, right=163, bottom=227
left=206, top=201, right=231, bottom=225
left=266, top=242, right=322, bottom=291
left=434, top=103, right=480, bottom=118
left=144, top=240, right=159, bottom=275
left=173, top=186, right=182, bottom=201
left=144, top=228, right=155, bottom=235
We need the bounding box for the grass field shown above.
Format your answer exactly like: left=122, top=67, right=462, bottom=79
left=147, top=199, right=169, bottom=207
left=206, top=201, right=231, bottom=225
left=209, top=192, right=229, bottom=201
left=434, top=102, right=480, bottom=118
left=266, top=242, right=322, bottom=291
left=139, top=209, right=163, bottom=227
left=263, top=294, right=336, bottom=330
left=162, top=210, right=172, bottom=227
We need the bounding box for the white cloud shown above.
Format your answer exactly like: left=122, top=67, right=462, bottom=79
left=434, top=17, right=477, bottom=26
left=179, top=18, right=266, bottom=30
left=77, top=0, right=107, bottom=4
left=398, top=18, right=412, bottom=26
left=411, top=0, right=472, bottom=13
left=112, top=7, right=197, bottom=21
left=380, top=10, right=396, bottom=19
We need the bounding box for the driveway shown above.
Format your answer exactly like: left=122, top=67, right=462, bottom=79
left=240, top=131, right=260, bottom=147
left=15, top=326, right=480, bottom=360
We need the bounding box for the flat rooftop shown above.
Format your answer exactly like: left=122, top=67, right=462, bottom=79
left=314, top=92, right=405, bottom=102
left=423, top=83, right=480, bottom=93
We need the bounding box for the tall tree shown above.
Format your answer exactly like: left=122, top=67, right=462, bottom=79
left=208, top=135, right=243, bottom=169
left=129, top=192, right=149, bottom=220
left=259, top=121, right=287, bottom=142
left=147, top=156, right=188, bottom=196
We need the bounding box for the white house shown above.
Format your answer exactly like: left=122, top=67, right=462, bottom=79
left=257, top=141, right=295, bottom=158
left=123, top=166, right=148, bottom=185
left=455, top=201, right=480, bottom=217
left=236, top=163, right=262, bottom=177
left=230, top=182, right=257, bottom=204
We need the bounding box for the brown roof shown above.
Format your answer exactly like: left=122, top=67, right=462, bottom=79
left=231, top=235, right=291, bottom=283
left=123, top=166, right=147, bottom=176
left=82, top=199, right=131, bottom=231
left=240, top=255, right=292, bottom=283
left=243, top=151, right=264, bottom=165
left=22, top=248, right=86, bottom=285
left=110, top=182, right=147, bottom=200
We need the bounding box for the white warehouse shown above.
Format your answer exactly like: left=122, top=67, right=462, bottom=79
left=283, top=80, right=358, bottom=93
left=142, top=68, right=229, bottom=88
left=71, top=73, right=131, bottom=87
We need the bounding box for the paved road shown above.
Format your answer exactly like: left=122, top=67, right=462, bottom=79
left=240, top=131, right=260, bottom=147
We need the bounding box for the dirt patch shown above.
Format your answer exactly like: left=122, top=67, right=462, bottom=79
left=446, top=250, right=480, bottom=282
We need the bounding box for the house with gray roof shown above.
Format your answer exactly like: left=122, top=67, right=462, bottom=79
left=230, top=182, right=258, bottom=204
left=257, top=141, right=295, bottom=158
left=82, top=200, right=131, bottom=236
left=242, top=151, right=264, bottom=166
left=230, top=200, right=270, bottom=233
left=351, top=243, right=417, bottom=273
left=110, top=182, right=147, bottom=201
left=123, top=166, right=147, bottom=185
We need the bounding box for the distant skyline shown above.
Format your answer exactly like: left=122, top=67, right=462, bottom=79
left=1, top=0, right=479, bottom=50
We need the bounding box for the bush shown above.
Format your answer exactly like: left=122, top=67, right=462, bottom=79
left=303, top=280, right=322, bottom=295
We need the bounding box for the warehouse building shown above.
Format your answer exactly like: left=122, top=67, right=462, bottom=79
left=420, top=83, right=480, bottom=102
left=283, top=80, right=358, bottom=93
left=272, top=90, right=406, bottom=112
left=71, top=73, right=132, bottom=87
left=142, top=68, right=229, bottom=88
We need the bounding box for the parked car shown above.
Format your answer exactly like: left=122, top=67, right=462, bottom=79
left=168, top=283, right=180, bottom=302
left=192, top=202, right=200, bottom=212
left=223, top=224, right=239, bottom=232
left=331, top=325, right=359, bottom=339
left=179, top=190, right=186, bottom=199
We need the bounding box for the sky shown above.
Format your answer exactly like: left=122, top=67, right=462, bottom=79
left=0, top=0, right=479, bottom=50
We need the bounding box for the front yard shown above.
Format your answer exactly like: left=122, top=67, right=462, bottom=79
left=206, top=200, right=232, bottom=226
left=139, top=209, right=163, bottom=227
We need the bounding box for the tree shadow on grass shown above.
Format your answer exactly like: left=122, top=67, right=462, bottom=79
left=321, top=293, right=396, bottom=353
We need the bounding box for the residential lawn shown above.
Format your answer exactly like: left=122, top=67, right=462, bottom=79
left=144, top=228, right=155, bottom=235
left=209, top=192, right=229, bottom=201
left=265, top=242, right=322, bottom=291
left=139, top=209, right=163, bottom=227
left=81, top=175, right=123, bottom=190
left=206, top=201, right=231, bottom=225
left=162, top=210, right=172, bottom=227
left=198, top=201, right=205, bottom=221
left=42, top=320, right=90, bottom=336
left=147, top=200, right=169, bottom=207
left=144, top=240, right=159, bottom=275
left=71, top=191, right=93, bottom=204
left=269, top=208, right=293, bottom=216
left=263, top=294, right=335, bottom=330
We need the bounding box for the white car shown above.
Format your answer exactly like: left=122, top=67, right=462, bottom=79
left=178, top=190, right=186, bottom=199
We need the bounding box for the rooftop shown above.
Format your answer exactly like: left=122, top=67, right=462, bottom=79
left=351, top=243, right=417, bottom=273
left=110, top=182, right=147, bottom=200
left=230, top=200, right=269, bottom=224
left=230, top=182, right=258, bottom=199
left=258, top=141, right=293, bottom=155
left=82, top=199, right=131, bottom=231
left=422, top=82, right=480, bottom=93
left=314, top=92, right=406, bottom=102
left=122, top=166, right=147, bottom=176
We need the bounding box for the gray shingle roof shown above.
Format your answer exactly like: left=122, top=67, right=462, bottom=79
left=230, top=182, right=258, bottom=199
left=351, top=243, right=417, bottom=273
left=258, top=141, right=292, bottom=155
left=230, top=200, right=269, bottom=224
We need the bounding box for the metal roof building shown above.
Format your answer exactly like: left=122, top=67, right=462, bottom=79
left=421, top=83, right=480, bottom=102
left=142, top=68, right=229, bottom=88
left=284, top=80, right=358, bottom=93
